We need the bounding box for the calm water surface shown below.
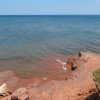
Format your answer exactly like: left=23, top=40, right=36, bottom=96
left=0, top=15, right=100, bottom=79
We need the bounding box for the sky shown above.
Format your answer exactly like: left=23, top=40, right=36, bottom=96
left=0, top=0, right=100, bottom=15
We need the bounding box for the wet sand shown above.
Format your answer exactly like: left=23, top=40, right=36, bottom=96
left=0, top=54, right=75, bottom=80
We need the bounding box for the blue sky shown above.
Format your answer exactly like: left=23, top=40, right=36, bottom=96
left=0, top=0, right=100, bottom=15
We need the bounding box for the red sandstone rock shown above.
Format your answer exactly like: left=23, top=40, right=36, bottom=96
left=66, top=57, right=76, bottom=65
left=13, top=88, right=29, bottom=100
left=13, top=88, right=27, bottom=96
left=0, top=71, right=20, bottom=92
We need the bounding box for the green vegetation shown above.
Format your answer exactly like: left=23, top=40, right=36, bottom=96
left=93, top=68, right=100, bottom=86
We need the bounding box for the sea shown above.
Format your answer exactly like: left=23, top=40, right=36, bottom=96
left=0, top=15, right=100, bottom=79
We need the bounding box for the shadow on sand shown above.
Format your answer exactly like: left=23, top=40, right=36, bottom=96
left=85, top=92, right=100, bottom=100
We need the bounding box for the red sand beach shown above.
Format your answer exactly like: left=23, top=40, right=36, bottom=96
left=0, top=52, right=100, bottom=100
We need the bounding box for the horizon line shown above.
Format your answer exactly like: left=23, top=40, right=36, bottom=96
left=0, top=14, right=100, bottom=16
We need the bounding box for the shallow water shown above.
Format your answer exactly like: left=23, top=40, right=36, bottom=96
left=0, top=15, right=100, bottom=79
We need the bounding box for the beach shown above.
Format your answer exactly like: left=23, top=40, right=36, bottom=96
left=0, top=52, right=100, bottom=100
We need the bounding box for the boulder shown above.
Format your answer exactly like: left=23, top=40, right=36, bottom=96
left=0, top=83, right=9, bottom=96
left=13, top=88, right=29, bottom=100
left=0, top=71, right=20, bottom=92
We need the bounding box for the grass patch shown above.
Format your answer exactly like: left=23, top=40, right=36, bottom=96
left=93, top=68, right=100, bottom=86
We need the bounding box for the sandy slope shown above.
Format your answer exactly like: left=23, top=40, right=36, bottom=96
left=0, top=52, right=100, bottom=100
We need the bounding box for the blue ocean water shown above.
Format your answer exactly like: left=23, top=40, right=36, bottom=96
left=0, top=15, right=100, bottom=79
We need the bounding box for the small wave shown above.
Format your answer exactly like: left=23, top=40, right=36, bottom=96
left=56, top=58, right=67, bottom=71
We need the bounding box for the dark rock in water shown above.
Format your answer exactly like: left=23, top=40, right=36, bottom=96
left=79, top=52, right=82, bottom=57
left=11, top=95, right=19, bottom=100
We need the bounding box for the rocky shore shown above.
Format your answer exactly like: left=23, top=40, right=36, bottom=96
left=0, top=52, right=100, bottom=100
